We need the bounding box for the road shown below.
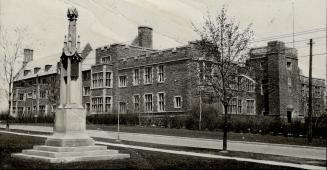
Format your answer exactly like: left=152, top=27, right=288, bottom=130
left=1, top=124, right=326, bottom=160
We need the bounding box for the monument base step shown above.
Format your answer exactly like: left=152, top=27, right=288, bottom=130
left=12, top=145, right=130, bottom=163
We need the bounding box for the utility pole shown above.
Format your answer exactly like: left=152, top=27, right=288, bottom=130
left=308, top=39, right=313, bottom=144
left=292, top=1, right=295, bottom=48
left=199, top=87, right=202, bottom=130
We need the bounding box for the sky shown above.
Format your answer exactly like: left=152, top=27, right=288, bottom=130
left=0, top=0, right=326, bottom=111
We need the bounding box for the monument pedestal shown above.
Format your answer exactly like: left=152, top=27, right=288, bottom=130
left=12, top=107, right=130, bottom=163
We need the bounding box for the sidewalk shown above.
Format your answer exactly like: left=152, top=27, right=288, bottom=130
left=1, top=124, right=326, bottom=160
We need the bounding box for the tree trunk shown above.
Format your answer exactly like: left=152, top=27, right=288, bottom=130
left=6, top=81, right=12, bottom=130
left=223, top=104, right=228, bottom=151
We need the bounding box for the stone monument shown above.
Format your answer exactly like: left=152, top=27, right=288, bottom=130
left=12, top=7, right=130, bottom=163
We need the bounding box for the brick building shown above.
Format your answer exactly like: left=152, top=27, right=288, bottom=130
left=11, top=13, right=325, bottom=121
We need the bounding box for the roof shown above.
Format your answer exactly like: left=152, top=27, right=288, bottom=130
left=14, top=46, right=95, bottom=81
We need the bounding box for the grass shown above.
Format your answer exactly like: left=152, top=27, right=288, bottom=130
left=0, top=132, right=302, bottom=170
left=4, top=122, right=327, bottom=147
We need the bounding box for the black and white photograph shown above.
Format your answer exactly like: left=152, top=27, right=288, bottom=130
left=0, top=0, right=326, bottom=169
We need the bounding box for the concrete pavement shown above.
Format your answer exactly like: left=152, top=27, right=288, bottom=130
left=1, top=124, right=326, bottom=160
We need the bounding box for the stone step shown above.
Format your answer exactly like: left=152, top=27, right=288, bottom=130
left=22, top=149, right=119, bottom=158
left=12, top=153, right=130, bottom=163
left=33, top=145, right=107, bottom=152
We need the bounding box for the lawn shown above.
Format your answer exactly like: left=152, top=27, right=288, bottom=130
left=0, top=132, right=301, bottom=169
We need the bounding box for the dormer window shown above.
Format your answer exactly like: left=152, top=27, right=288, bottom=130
left=287, top=61, right=292, bottom=70
left=34, top=67, right=41, bottom=74
left=45, top=65, right=52, bottom=71
left=24, top=70, right=30, bottom=76
left=102, top=55, right=111, bottom=64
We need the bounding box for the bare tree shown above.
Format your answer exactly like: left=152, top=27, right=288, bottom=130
left=193, top=7, right=253, bottom=151
left=0, top=26, right=27, bottom=129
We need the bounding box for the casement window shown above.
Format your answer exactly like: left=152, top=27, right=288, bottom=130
left=133, top=69, right=140, bottom=85
left=246, top=79, right=255, bottom=92
left=85, top=103, right=90, bottom=111
left=27, top=92, right=32, bottom=98
left=133, top=95, right=140, bottom=111
left=83, top=87, right=90, bottom=96
left=18, top=93, right=24, bottom=101
left=238, top=99, right=242, bottom=114
left=92, top=97, right=103, bottom=112
left=158, top=92, right=165, bottom=111
left=174, top=96, right=182, bottom=108
left=105, top=72, right=112, bottom=87
left=314, top=86, right=321, bottom=97
left=92, top=72, right=103, bottom=88
left=105, top=97, right=112, bottom=112
left=119, top=75, right=127, bottom=87
left=246, top=99, right=255, bottom=114
left=52, top=105, right=57, bottom=112
left=228, top=98, right=237, bottom=113
left=287, top=61, right=292, bottom=70
left=288, top=78, right=292, bottom=93
left=39, top=105, right=45, bottom=113
left=33, top=90, right=36, bottom=99
left=17, top=107, right=24, bottom=114
left=39, top=91, right=46, bottom=98
left=144, top=67, right=153, bottom=84
left=144, top=94, right=153, bottom=112
left=26, top=107, right=31, bottom=113
left=119, top=102, right=126, bottom=114
left=83, top=71, right=91, bottom=81
left=102, top=55, right=111, bottom=64
left=158, top=65, right=164, bottom=83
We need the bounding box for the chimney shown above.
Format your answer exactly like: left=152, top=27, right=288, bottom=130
left=138, top=26, right=153, bottom=49
left=23, top=49, right=33, bottom=66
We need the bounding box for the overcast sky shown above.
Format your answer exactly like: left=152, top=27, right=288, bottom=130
left=0, top=0, right=326, bottom=111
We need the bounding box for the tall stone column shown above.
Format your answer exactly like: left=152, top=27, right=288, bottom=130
left=12, top=7, right=129, bottom=163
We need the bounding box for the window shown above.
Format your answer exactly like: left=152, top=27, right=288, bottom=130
left=102, top=56, right=111, bottom=64
left=246, top=99, right=255, bottom=114
left=133, top=95, right=140, bottom=111
left=85, top=103, right=90, bottom=111
left=52, top=105, right=57, bottom=112
left=314, top=86, right=321, bottom=97
left=27, top=92, right=32, bottom=98
left=83, top=71, right=91, bottom=81
left=39, top=105, right=45, bottom=113
left=17, top=107, right=24, bottom=114
left=18, top=93, right=24, bottom=101
left=92, top=72, right=103, bottom=88
left=26, top=107, right=31, bottom=113
left=105, top=72, right=112, bottom=87
left=133, top=69, right=140, bottom=85
left=288, top=78, right=292, bottom=93
left=228, top=98, right=237, bottom=113
left=158, top=65, right=164, bottom=83
left=92, top=97, right=103, bottom=112
left=105, top=97, right=112, bottom=112
left=238, top=100, right=242, bottom=114
left=287, top=61, right=292, bottom=70
left=33, top=106, right=36, bottom=111
left=39, top=91, right=46, bottom=98
left=83, top=87, right=90, bottom=96
left=33, top=90, right=36, bottom=99
left=158, top=93, right=165, bottom=111
left=144, top=94, right=153, bottom=112
left=174, top=96, right=182, bottom=108
left=119, top=102, right=126, bottom=114
left=119, top=75, right=127, bottom=87
left=144, top=67, right=153, bottom=84
left=246, top=79, right=255, bottom=92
